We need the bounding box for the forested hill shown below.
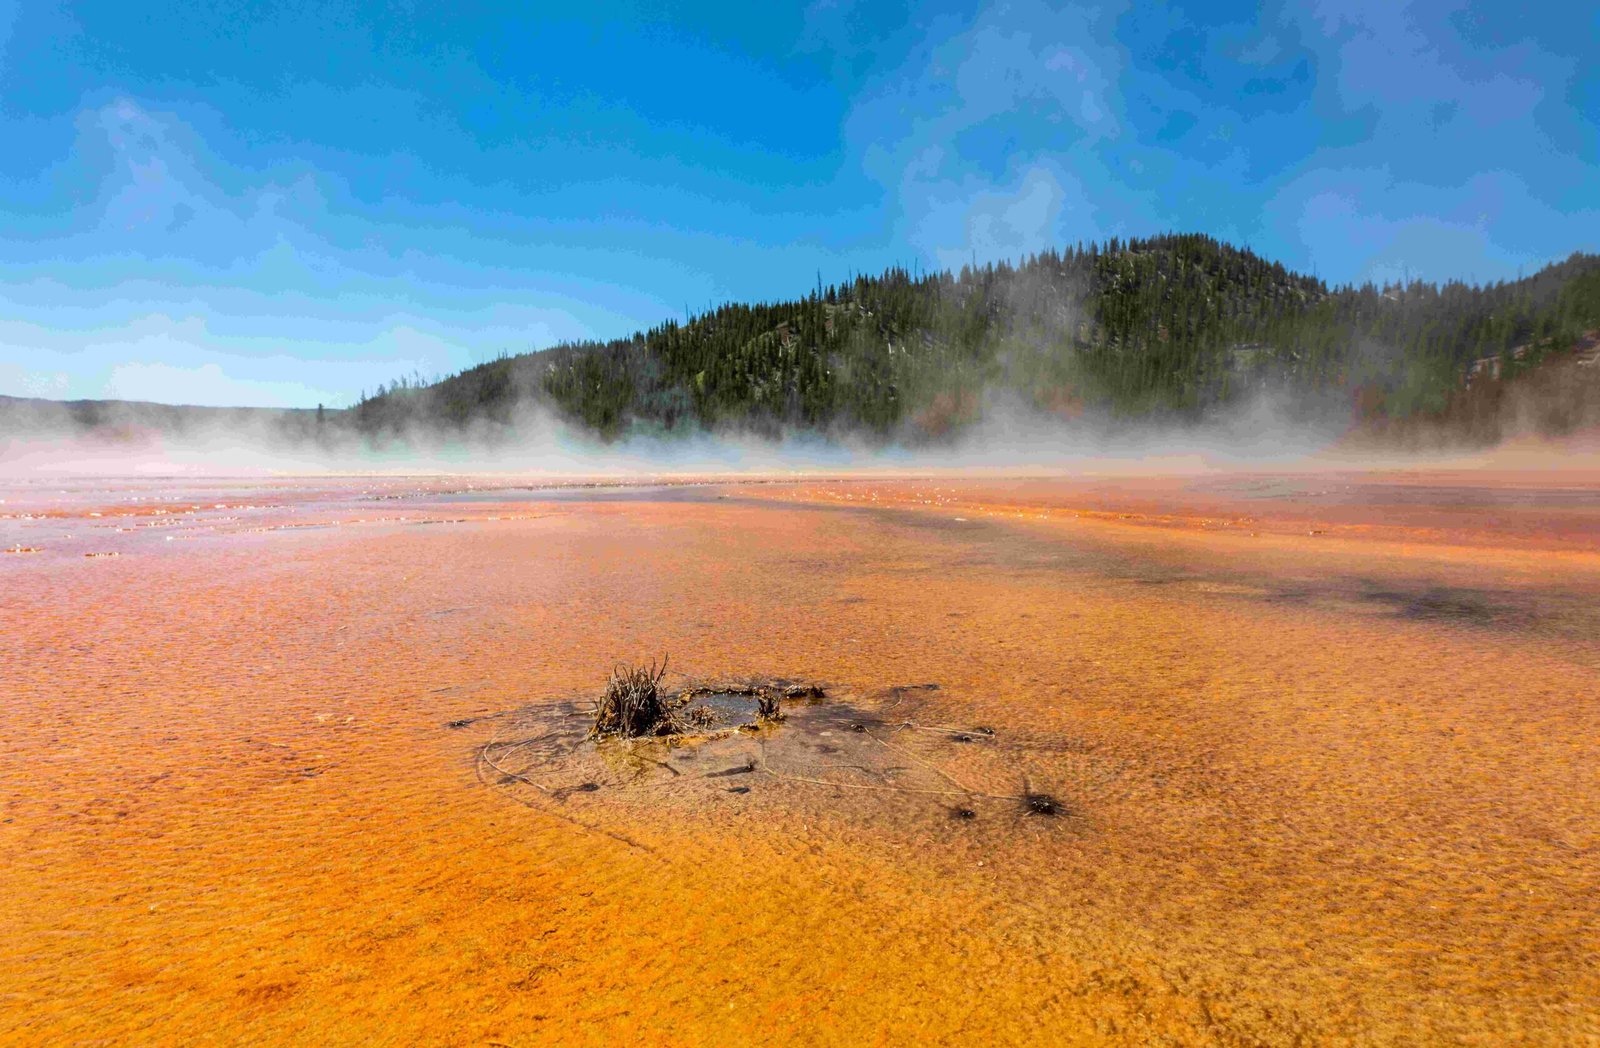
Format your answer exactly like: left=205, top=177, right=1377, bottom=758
left=353, top=234, right=1600, bottom=445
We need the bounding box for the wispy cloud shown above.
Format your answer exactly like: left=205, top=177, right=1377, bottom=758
left=1, top=1, right=1595, bottom=409
left=845, top=1, right=1128, bottom=266
left=0, top=97, right=660, bottom=406
left=1254, top=1, right=1595, bottom=283
left=829, top=0, right=1594, bottom=286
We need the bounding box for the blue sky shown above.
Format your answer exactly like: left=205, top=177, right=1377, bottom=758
left=0, top=0, right=1595, bottom=408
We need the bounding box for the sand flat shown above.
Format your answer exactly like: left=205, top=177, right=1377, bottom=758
left=2, top=472, right=1597, bottom=1044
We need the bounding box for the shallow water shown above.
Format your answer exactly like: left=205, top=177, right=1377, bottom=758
left=3, top=470, right=1598, bottom=1044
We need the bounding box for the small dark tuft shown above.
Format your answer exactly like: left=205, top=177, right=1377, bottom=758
left=1023, top=793, right=1061, bottom=817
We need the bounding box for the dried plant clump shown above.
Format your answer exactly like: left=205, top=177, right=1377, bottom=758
left=586, top=666, right=824, bottom=740
left=588, top=657, right=680, bottom=739
left=755, top=690, right=784, bottom=722
left=1023, top=792, right=1062, bottom=817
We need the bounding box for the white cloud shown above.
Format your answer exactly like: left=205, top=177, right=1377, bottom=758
left=1266, top=167, right=1598, bottom=285
left=0, top=360, right=70, bottom=399
left=104, top=360, right=333, bottom=408
left=0, top=310, right=442, bottom=407
left=847, top=0, right=1125, bottom=266
left=1296, top=2, right=1556, bottom=129
left=0, top=98, right=630, bottom=406
left=927, top=164, right=1095, bottom=271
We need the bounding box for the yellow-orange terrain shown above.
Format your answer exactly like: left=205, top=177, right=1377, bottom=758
left=2, top=470, right=1597, bottom=1045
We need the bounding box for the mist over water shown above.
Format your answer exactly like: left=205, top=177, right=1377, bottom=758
left=9, top=383, right=1599, bottom=480
left=0, top=384, right=1354, bottom=479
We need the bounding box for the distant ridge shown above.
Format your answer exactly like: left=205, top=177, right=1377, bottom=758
left=0, top=394, right=323, bottom=443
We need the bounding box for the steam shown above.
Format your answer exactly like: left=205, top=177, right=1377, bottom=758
left=0, top=379, right=1486, bottom=480
left=9, top=265, right=1599, bottom=478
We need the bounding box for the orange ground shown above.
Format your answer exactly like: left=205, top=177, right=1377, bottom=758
left=2, top=470, right=1598, bottom=1045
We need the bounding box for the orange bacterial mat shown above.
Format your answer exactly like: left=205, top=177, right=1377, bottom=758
left=2, top=471, right=1597, bottom=1044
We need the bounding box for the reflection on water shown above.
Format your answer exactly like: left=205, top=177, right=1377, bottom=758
left=3, top=472, right=1598, bottom=1044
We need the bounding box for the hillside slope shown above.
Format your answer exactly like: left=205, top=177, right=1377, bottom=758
left=7, top=236, right=1599, bottom=454
left=352, top=235, right=1600, bottom=446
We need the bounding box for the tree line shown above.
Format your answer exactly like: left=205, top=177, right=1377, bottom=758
left=351, top=234, right=1600, bottom=443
